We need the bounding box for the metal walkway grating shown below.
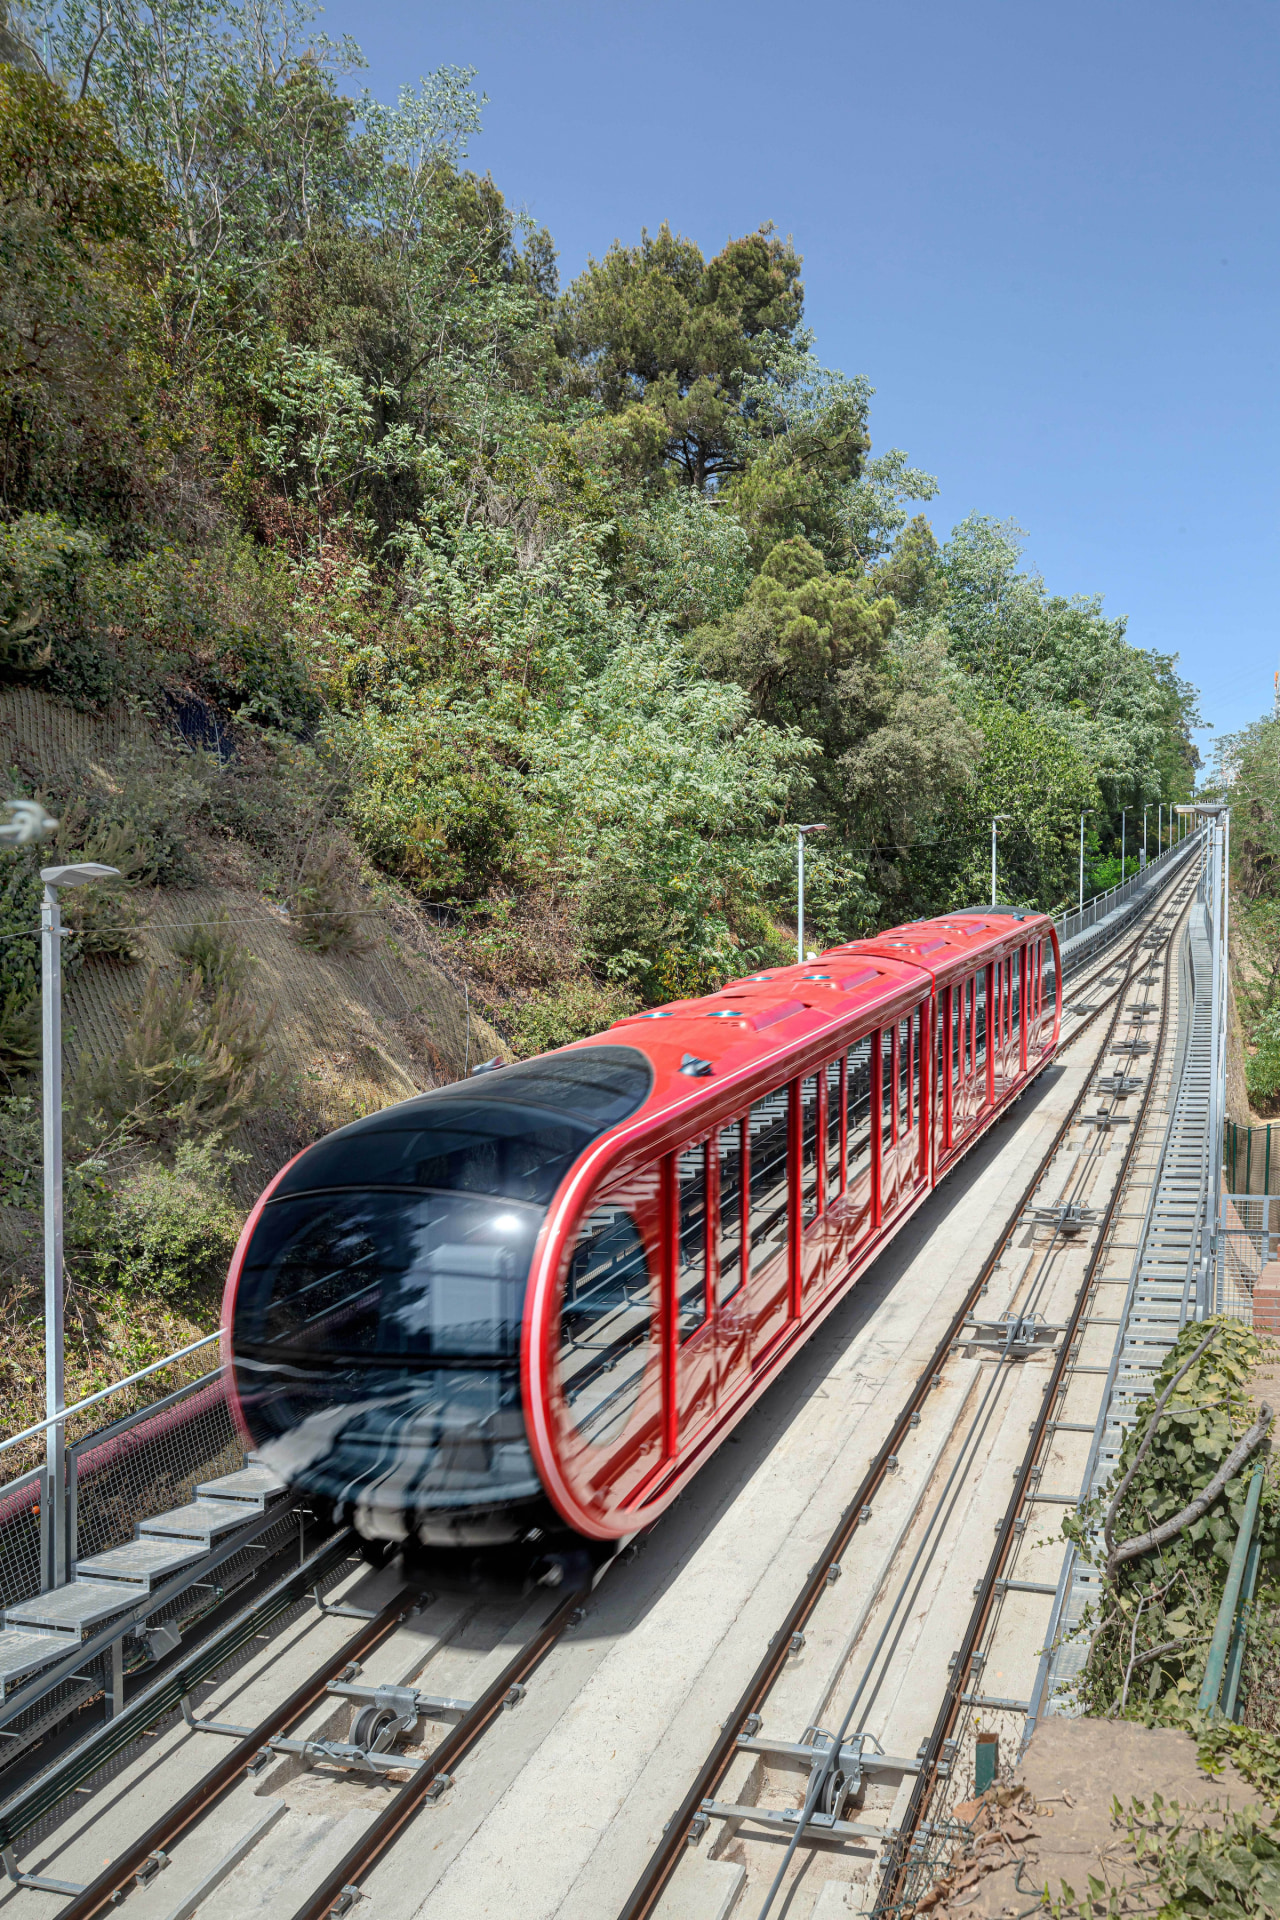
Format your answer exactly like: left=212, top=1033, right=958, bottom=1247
left=1030, top=895, right=1214, bottom=1724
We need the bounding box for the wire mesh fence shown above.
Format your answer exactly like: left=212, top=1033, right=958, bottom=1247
left=68, top=1370, right=244, bottom=1567
left=0, top=1468, right=45, bottom=1614
left=1215, top=1192, right=1273, bottom=1325
left=0, top=1344, right=245, bottom=1606
left=1225, top=1121, right=1280, bottom=1197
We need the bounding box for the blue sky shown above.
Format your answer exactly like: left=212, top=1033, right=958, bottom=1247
left=321, top=0, right=1277, bottom=767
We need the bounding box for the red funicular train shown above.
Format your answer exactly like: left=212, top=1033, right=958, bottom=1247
left=223, top=907, right=1060, bottom=1569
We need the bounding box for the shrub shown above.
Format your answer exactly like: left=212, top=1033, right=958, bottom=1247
left=332, top=712, right=522, bottom=898
left=70, top=1139, right=243, bottom=1302
left=506, top=979, right=640, bottom=1058
left=0, top=514, right=125, bottom=708
left=288, top=843, right=367, bottom=953
left=76, top=961, right=276, bottom=1140
left=172, top=914, right=253, bottom=994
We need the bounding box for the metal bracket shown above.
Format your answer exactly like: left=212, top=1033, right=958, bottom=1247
left=1026, top=1201, right=1098, bottom=1237
left=424, top=1772, right=455, bottom=1803
left=1099, top=1074, right=1143, bottom=1094
left=136, top=1850, right=171, bottom=1888
left=312, top=1587, right=377, bottom=1622
left=1080, top=1110, right=1132, bottom=1130
left=962, top=1311, right=1062, bottom=1357
left=180, top=1696, right=254, bottom=1739
left=1, top=1845, right=87, bottom=1896
left=697, top=1799, right=890, bottom=1845
left=330, top=1886, right=365, bottom=1917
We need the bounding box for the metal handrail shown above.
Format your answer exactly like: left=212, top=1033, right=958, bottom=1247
left=1053, top=828, right=1201, bottom=948
left=0, top=1330, right=220, bottom=1459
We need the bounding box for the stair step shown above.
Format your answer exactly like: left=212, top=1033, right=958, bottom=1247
left=195, top=1464, right=286, bottom=1511
left=74, top=1537, right=205, bottom=1590
left=138, top=1499, right=254, bottom=1545
left=6, top=1581, right=135, bottom=1639
left=0, top=1627, right=66, bottom=1697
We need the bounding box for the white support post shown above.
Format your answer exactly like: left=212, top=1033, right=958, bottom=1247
left=40, top=880, right=65, bottom=1591
left=38, top=860, right=118, bottom=1590
left=797, top=830, right=805, bottom=965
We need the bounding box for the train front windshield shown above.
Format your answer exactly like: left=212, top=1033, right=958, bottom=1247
left=230, top=1047, right=652, bottom=1542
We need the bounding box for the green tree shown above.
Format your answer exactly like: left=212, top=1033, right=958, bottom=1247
left=696, top=534, right=980, bottom=856
left=561, top=222, right=804, bottom=490
left=0, top=63, right=164, bottom=514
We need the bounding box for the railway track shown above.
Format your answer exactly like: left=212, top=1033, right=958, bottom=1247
left=620, top=864, right=1200, bottom=1920
left=0, top=852, right=1199, bottom=1920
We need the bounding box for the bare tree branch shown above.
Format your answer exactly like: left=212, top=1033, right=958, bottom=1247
left=1103, top=1326, right=1221, bottom=1566
left=1108, top=1405, right=1272, bottom=1575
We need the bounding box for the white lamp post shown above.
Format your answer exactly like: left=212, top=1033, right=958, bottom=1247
left=1142, top=803, right=1150, bottom=868
left=41, top=861, right=119, bottom=1588
left=1079, top=810, right=1094, bottom=916
left=796, top=824, right=829, bottom=963
left=990, top=814, right=1011, bottom=906
left=1120, top=807, right=1127, bottom=883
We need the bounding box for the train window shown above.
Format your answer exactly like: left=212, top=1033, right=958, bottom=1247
left=847, top=1038, right=873, bottom=1181
left=974, top=969, right=988, bottom=1072
left=676, top=1144, right=709, bottom=1341
left=717, top=1123, right=744, bottom=1303
left=801, top=1076, right=820, bottom=1225
left=235, top=1190, right=541, bottom=1361
left=911, top=1006, right=922, bottom=1124
left=952, top=985, right=962, bottom=1088
left=1041, top=939, right=1057, bottom=1027
left=273, top=1045, right=655, bottom=1209
left=560, top=1204, right=653, bottom=1447
left=897, top=1016, right=912, bottom=1137
left=964, top=978, right=974, bottom=1078
left=825, top=1057, right=844, bottom=1200
left=748, top=1088, right=791, bottom=1276
left=935, top=997, right=946, bottom=1123
left=881, top=1028, right=895, bottom=1153
left=1011, top=951, right=1021, bottom=1042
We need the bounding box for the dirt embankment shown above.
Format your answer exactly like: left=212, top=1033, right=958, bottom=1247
left=918, top=1717, right=1263, bottom=1919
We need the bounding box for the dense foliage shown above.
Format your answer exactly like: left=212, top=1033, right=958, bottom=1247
left=1212, top=711, right=1280, bottom=1109
left=0, top=0, right=1201, bottom=1021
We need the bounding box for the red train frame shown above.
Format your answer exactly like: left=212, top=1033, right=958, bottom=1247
left=523, top=908, right=1061, bottom=1540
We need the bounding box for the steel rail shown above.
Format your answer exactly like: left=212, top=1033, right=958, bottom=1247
left=52, top=1568, right=414, bottom=1920
left=613, top=875, right=1193, bottom=1920
left=0, top=1523, right=355, bottom=1851
left=876, top=890, right=1188, bottom=1913
left=289, top=1583, right=589, bottom=1920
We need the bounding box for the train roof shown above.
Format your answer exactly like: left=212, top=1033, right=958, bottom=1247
left=587, top=904, right=1056, bottom=1134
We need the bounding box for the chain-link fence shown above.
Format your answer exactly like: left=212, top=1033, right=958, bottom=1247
left=1215, top=1191, right=1274, bottom=1324
left=68, top=1370, right=244, bottom=1567
left=1225, top=1121, right=1280, bottom=1197
left=0, top=1468, right=45, bottom=1615
left=0, top=1333, right=244, bottom=1605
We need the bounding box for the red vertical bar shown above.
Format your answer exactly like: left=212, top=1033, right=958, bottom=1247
left=661, top=1153, right=677, bottom=1460
left=788, top=1079, right=801, bottom=1319
left=871, top=1030, right=883, bottom=1231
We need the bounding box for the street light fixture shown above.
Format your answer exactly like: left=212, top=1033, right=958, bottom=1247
left=1142, top=803, right=1150, bottom=867
left=796, top=824, right=829, bottom=963
left=41, top=861, right=119, bottom=1587
left=1079, top=810, right=1094, bottom=916
left=1120, top=807, right=1127, bottom=883
left=990, top=814, right=1012, bottom=907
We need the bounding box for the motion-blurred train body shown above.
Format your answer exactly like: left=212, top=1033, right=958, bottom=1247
left=223, top=907, right=1060, bottom=1560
